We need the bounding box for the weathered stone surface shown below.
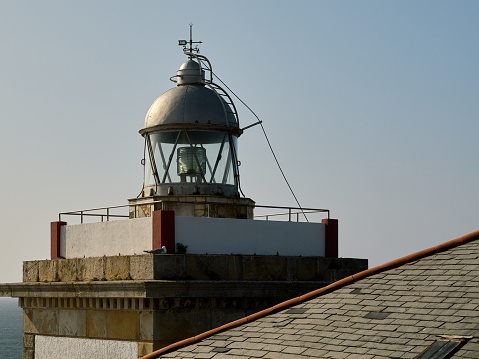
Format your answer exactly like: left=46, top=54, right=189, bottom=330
left=57, top=259, right=78, bottom=282
left=130, top=255, right=153, bottom=280
left=86, top=310, right=107, bottom=338
left=138, top=341, right=163, bottom=357
left=23, top=309, right=36, bottom=334
left=153, top=255, right=188, bottom=280
left=106, top=310, right=140, bottom=340
left=153, top=309, right=210, bottom=343
left=23, top=333, right=35, bottom=349
left=23, top=308, right=58, bottom=335
left=186, top=255, right=240, bottom=281
left=58, top=309, right=86, bottom=336
left=104, top=256, right=129, bottom=280
left=140, top=311, right=154, bottom=340
left=23, top=261, right=39, bottom=283
left=128, top=195, right=255, bottom=219
left=21, top=254, right=367, bottom=283
left=78, top=257, right=104, bottom=281
left=38, top=260, right=58, bottom=282
left=242, top=256, right=287, bottom=281
left=22, top=348, right=34, bottom=359
left=138, top=341, right=154, bottom=357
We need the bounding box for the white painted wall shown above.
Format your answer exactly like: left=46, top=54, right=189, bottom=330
left=175, top=217, right=325, bottom=256
left=61, top=217, right=152, bottom=259
left=61, top=216, right=325, bottom=258
left=35, top=335, right=138, bottom=359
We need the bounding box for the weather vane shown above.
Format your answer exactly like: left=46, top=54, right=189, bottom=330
left=178, top=23, right=202, bottom=58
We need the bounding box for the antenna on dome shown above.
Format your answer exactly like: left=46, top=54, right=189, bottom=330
left=178, top=23, right=202, bottom=59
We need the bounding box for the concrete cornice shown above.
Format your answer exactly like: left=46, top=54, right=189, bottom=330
left=0, top=280, right=330, bottom=299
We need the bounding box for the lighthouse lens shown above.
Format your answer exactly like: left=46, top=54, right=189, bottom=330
left=177, top=147, right=207, bottom=180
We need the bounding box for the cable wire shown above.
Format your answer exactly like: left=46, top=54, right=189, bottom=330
left=211, top=71, right=309, bottom=222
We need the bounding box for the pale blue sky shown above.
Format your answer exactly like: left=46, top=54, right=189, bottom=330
left=0, top=1, right=478, bottom=282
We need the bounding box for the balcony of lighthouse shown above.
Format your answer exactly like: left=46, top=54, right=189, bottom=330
left=53, top=201, right=335, bottom=259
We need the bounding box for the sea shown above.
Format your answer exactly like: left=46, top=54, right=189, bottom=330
left=0, top=298, right=23, bottom=358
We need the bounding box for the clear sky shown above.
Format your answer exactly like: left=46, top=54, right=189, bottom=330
left=0, top=1, right=478, bottom=283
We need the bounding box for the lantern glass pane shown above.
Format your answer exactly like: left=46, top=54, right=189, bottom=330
left=144, top=142, right=155, bottom=186
left=144, top=130, right=238, bottom=186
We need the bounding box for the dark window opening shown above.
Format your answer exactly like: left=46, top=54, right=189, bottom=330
left=414, top=337, right=470, bottom=359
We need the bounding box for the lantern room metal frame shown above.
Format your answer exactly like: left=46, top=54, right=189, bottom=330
left=139, top=48, right=245, bottom=198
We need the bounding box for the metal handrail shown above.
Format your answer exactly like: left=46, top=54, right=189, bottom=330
left=58, top=200, right=329, bottom=224
left=254, top=209, right=328, bottom=222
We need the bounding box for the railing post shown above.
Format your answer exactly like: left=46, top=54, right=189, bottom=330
left=288, top=208, right=291, bottom=222
left=81, top=211, right=83, bottom=224
left=107, top=208, right=110, bottom=221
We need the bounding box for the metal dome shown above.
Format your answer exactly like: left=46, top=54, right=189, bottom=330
left=176, top=60, right=204, bottom=85
left=141, top=84, right=239, bottom=133
left=179, top=59, right=200, bottom=70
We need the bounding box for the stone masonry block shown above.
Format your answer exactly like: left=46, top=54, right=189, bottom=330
left=22, top=348, right=34, bottom=359
left=78, top=257, right=104, bottom=281
left=242, top=256, right=287, bottom=281
left=286, top=256, right=298, bottom=281
left=185, top=255, right=237, bottom=281
left=138, top=341, right=163, bottom=357
left=23, top=261, right=39, bottom=283
left=106, top=310, right=140, bottom=340
left=130, top=255, right=154, bottom=280
left=23, top=333, right=35, bottom=349
left=23, top=308, right=58, bottom=335
left=154, top=256, right=187, bottom=280
left=23, top=309, right=36, bottom=334
left=104, top=256, right=130, bottom=280
left=58, top=309, right=86, bottom=336
left=297, top=258, right=328, bottom=281
left=153, top=309, right=211, bottom=343
left=138, top=342, right=154, bottom=357
left=86, top=310, right=107, bottom=338
left=57, top=259, right=78, bottom=282
left=38, top=260, right=58, bottom=282
left=33, top=309, right=59, bottom=335
left=140, top=311, right=154, bottom=340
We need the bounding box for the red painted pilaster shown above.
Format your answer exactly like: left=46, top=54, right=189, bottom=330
left=51, top=221, right=66, bottom=259
left=322, top=218, right=338, bottom=258
left=152, top=210, right=175, bottom=254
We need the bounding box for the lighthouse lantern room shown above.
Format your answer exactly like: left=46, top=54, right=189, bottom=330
left=129, top=32, right=254, bottom=219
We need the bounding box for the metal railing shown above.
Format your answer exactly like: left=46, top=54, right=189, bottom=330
left=58, top=200, right=329, bottom=224
left=254, top=209, right=329, bottom=222
left=59, top=204, right=130, bottom=223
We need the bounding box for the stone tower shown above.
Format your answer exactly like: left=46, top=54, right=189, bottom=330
left=0, top=32, right=367, bottom=359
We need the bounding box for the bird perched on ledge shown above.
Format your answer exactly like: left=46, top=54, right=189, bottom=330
left=144, top=246, right=167, bottom=254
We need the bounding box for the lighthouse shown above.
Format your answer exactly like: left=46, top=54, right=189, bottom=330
left=129, top=32, right=254, bottom=222
left=0, top=31, right=367, bottom=359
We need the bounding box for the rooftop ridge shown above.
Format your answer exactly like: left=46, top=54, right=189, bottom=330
left=139, top=229, right=479, bottom=359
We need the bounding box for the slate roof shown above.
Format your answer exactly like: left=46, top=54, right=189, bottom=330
left=144, top=231, right=479, bottom=359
